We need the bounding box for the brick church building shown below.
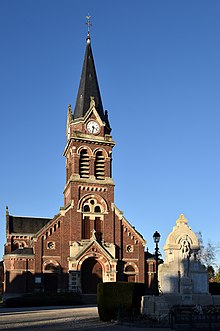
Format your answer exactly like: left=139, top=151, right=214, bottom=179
left=3, top=30, right=156, bottom=297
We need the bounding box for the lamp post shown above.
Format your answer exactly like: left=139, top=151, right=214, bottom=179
left=153, top=231, right=161, bottom=296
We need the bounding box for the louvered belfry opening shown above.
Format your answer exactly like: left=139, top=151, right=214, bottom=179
left=95, top=151, right=105, bottom=180
left=79, top=149, right=90, bottom=178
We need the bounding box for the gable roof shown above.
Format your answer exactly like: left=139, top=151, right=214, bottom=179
left=10, top=247, right=34, bottom=255
left=114, top=204, right=146, bottom=245
left=9, top=215, right=51, bottom=234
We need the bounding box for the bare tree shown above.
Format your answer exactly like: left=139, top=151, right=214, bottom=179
left=196, top=231, right=217, bottom=269
left=214, top=267, right=220, bottom=283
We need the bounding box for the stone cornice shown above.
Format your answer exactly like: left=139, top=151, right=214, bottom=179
left=63, top=175, right=115, bottom=193
left=3, top=254, right=35, bottom=259
left=63, top=134, right=115, bottom=156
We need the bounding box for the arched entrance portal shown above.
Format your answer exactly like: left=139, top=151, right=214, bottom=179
left=81, top=258, right=103, bottom=294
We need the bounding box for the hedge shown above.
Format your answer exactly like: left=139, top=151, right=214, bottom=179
left=5, top=292, right=83, bottom=307
left=209, top=282, right=220, bottom=295
left=97, top=282, right=145, bottom=321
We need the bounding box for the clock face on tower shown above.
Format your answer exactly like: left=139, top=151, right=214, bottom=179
left=86, top=120, right=100, bottom=134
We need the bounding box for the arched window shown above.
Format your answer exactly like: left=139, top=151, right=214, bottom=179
left=79, top=149, right=90, bottom=178
left=82, top=199, right=103, bottom=214
left=125, top=265, right=135, bottom=273
left=124, top=265, right=136, bottom=283
left=81, top=199, right=104, bottom=240
left=45, top=263, right=59, bottom=273
left=95, top=151, right=105, bottom=180
left=94, top=205, right=101, bottom=213
left=12, top=242, right=19, bottom=251
left=83, top=205, right=90, bottom=212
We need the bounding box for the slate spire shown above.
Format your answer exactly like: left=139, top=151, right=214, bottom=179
left=73, top=33, right=105, bottom=122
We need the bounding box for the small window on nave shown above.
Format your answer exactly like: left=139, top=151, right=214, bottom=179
left=45, top=263, right=59, bottom=273
left=125, top=265, right=135, bottom=273
left=12, top=242, right=19, bottom=251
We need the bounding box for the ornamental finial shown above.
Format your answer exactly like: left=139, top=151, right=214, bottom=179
left=85, top=14, right=92, bottom=42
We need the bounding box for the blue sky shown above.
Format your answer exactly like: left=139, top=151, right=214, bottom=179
left=0, top=0, right=220, bottom=264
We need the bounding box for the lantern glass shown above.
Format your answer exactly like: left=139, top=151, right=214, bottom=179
left=153, top=231, right=160, bottom=244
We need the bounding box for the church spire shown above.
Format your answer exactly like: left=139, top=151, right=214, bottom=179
left=73, top=17, right=105, bottom=122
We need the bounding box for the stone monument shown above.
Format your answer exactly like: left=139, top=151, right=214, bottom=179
left=142, top=214, right=213, bottom=317
left=158, top=213, right=210, bottom=306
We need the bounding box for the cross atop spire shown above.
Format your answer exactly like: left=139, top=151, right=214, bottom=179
left=85, top=14, right=92, bottom=38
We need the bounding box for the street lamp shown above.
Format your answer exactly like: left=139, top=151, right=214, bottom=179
left=153, top=231, right=161, bottom=296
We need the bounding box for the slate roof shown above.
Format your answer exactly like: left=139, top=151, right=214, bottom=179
left=11, top=248, right=34, bottom=255
left=145, top=250, right=154, bottom=259
left=9, top=216, right=51, bottom=234
left=73, top=34, right=106, bottom=123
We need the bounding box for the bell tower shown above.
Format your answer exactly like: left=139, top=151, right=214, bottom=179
left=60, top=20, right=146, bottom=294
left=63, top=29, right=116, bottom=245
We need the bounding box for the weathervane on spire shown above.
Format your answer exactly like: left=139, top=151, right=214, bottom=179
left=85, top=14, right=92, bottom=35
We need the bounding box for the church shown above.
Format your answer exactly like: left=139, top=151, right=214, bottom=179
left=3, top=28, right=156, bottom=298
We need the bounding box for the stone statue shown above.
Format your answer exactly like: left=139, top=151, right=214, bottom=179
left=181, top=237, right=191, bottom=259
left=90, top=96, right=95, bottom=108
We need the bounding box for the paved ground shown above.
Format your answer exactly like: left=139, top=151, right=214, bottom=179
left=1, top=305, right=220, bottom=331
left=0, top=305, right=172, bottom=331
